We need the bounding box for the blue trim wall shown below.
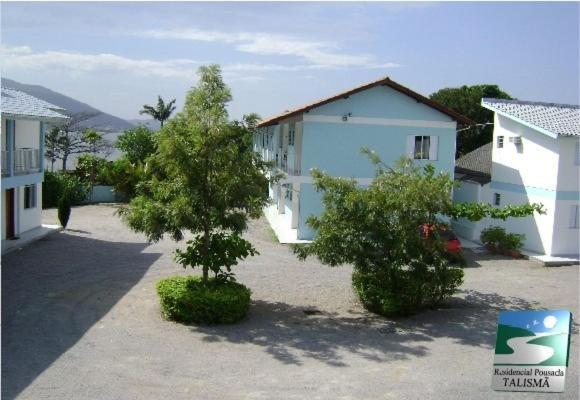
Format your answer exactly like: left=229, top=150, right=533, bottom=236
left=301, top=122, right=455, bottom=178
left=490, top=180, right=580, bottom=201
left=309, top=85, right=453, bottom=122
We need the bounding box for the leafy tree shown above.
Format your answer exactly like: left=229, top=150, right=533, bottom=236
left=430, top=85, right=512, bottom=157
left=116, top=126, right=157, bottom=164
left=120, top=65, right=274, bottom=285
left=75, top=154, right=110, bottom=186
left=45, top=127, right=64, bottom=172
left=294, top=151, right=543, bottom=316
left=139, top=96, right=176, bottom=128
left=82, top=129, right=111, bottom=157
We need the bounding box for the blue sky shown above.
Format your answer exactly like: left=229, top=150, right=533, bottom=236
left=1, top=2, right=578, bottom=121
left=498, top=310, right=571, bottom=335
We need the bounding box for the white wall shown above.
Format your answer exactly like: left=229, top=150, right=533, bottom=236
left=19, top=184, right=42, bottom=234
left=557, top=136, right=580, bottom=191
left=551, top=200, right=580, bottom=255
left=492, top=114, right=559, bottom=190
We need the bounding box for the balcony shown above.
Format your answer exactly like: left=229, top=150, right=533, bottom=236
left=2, top=148, right=41, bottom=177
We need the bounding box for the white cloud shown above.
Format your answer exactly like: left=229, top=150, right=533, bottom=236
left=138, top=28, right=399, bottom=70
left=0, top=45, right=201, bottom=79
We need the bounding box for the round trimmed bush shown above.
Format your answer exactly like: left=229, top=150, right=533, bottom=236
left=352, top=265, right=464, bottom=317
left=156, top=276, right=251, bottom=324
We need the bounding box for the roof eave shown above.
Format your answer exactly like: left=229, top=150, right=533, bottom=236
left=258, top=77, right=474, bottom=127
left=481, top=100, right=559, bottom=139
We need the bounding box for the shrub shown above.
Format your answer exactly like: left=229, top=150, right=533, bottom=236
left=43, top=171, right=89, bottom=208
left=480, top=226, right=525, bottom=252
left=58, top=195, right=72, bottom=228
left=100, top=157, right=146, bottom=200
left=156, top=275, right=251, bottom=324
left=352, top=263, right=464, bottom=317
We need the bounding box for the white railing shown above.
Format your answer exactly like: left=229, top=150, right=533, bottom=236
left=13, top=148, right=40, bottom=175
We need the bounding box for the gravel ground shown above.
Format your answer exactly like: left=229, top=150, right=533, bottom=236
left=2, top=204, right=579, bottom=400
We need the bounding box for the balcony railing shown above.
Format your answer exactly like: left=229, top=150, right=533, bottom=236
left=2, top=148, right=41, bottom=176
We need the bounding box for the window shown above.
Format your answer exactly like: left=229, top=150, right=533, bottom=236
left=284, top=184, right=293, bottom=201
left=575, top=141, right=580, bottom=166
left=288, top=123, right=295, bottom=146
left=493, top=193, right=501, bottom=206
left=497, top=136, right=504, bottom=148
left=570, top=205, right=580, bottom=229
left=24, top=184, right=36, bottom=209
left=414, top=136, right=430, bottom=160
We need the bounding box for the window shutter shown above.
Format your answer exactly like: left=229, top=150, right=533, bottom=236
left=406, top=136, right=415, bottom=158
left=429, top=136, right=438, bottom=160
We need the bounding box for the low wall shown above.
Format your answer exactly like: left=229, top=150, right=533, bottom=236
left=83, top=185, right=127, bottom=204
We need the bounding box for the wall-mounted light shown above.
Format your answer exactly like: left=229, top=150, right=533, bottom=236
left=342, top=112, right=352, bottom=122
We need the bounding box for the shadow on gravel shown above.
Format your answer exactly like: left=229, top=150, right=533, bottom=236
left=1, top=232, right=161, bottom=400
left=193, top=289, right=540, bottom=367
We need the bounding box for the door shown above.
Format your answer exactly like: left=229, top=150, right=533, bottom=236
left=5, top=188, right=15, bottom=239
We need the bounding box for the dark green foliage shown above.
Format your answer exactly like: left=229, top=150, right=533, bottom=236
left=480, top=226, right=525, bottom=252
left=140, top=96, right=176, bottom=128
left=116, top=126, right=157, bottom=164
left=352, top=264, right=464, bottom=317
left=57, top=195, right=72, bottom=228
left=430, top=85, right=512, bottom=157
left=42, top=171, right=89, bottom=208
left=156, top=276, right=251, bottom=324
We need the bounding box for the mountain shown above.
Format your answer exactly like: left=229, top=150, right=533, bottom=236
left=1, top=78, right=135, bottom=133
left=128, top=118, right=161, bottom=131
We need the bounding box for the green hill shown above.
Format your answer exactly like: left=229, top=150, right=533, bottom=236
left=527, top=334, right=570, bottom=366
left=495, top=324, right=535, bottom=354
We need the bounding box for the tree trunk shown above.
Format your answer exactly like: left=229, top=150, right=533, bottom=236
left=62, top=154, right=68, bottom=171
left=160, top=119, right=164, bottom=128
left=202, top=224, right=210, bottom=286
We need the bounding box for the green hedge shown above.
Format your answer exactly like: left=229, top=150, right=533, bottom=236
left=43, top=171, right=89, bottom=208
left=156, top=276, right=251, bottom=324
left=352, top=265, right=464, bottom=317
left=480, top=226, right=525, bottom=252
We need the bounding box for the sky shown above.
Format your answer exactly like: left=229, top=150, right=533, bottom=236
left=1, top=1, right=579, bottom=122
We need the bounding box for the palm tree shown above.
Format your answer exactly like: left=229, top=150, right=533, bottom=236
left=139, top=96, right=176, bottom=128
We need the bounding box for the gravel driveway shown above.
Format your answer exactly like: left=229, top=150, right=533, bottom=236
left=2, top=205, right=578, bottom=399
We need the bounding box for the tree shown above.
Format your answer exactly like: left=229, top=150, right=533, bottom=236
left=45, top=127, right=64, bottom=172
left=430, top=85, right=512, bottom=157
left=46, top=113, right=112, bottom=170
left=82, top=128, right=111, bottom=157
left=294, top=151, right=544, bottom=316
left=120, top=65, right=274, bottom=285
left=115, top=126, right=157, bottom=164
left=139, top=96, right=176, bottom=128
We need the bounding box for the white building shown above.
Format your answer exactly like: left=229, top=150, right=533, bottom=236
left=2, top=87, right=68, bottom=244
left=453, top=98, right=579, bottom=257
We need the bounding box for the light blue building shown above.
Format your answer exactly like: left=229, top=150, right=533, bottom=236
left=2, top=87, right=68, bottom=244
left=255, top=76, right=470, bottom=242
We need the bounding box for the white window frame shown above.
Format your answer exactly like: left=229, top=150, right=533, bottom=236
left=24, top=184, right=37, bottom=209
left=407, top=135, right=438, bottom=161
